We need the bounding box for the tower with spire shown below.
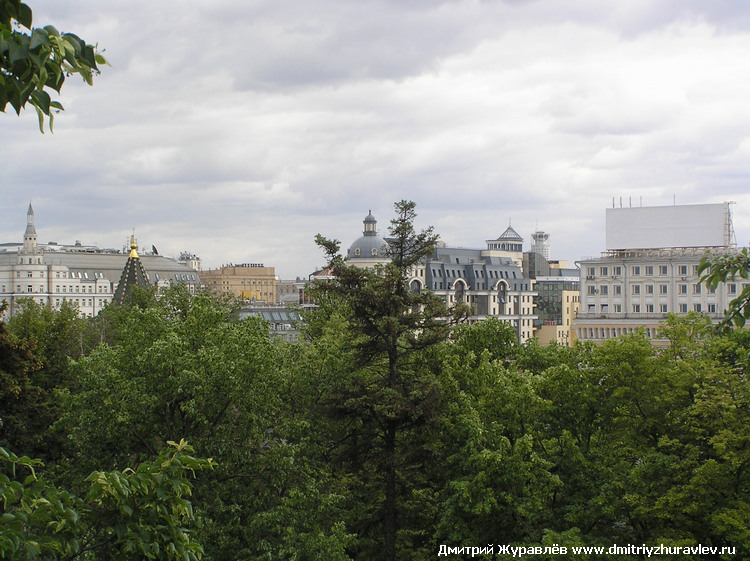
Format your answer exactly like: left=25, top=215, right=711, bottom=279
left=22, top=202, right=38, bottom=255
left=112, top=234, right=151, bottom=304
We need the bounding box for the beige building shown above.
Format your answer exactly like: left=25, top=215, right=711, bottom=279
left=201, top=263, right=276, bottom=303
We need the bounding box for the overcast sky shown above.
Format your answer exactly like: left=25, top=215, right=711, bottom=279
left=3, top=0, right=750, bottom=279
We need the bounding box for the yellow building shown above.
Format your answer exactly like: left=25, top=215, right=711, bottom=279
left=201, top=263, right=276, bottom=303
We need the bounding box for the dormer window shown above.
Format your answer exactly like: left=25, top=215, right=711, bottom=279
left=371, top=248, right=378, bottom=256
left=355, top=248, right=361, bottom=256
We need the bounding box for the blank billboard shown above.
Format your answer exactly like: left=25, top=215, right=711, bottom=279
left=606, top=203, right=729, bottom=250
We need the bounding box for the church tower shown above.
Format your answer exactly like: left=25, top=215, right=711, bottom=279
left=22, top=202, right=38, bottom=255
left=113, top=234, right=151, bottom=304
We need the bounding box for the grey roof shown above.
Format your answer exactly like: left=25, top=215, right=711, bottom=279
left=347, top=234, right=388, bottom=258
left=497, top=225, right=523, bottom=241
left=0, top=250, right=201, bottom=285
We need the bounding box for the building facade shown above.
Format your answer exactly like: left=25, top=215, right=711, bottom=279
left=0, top=204, right=202, bottom=318
left=201, top=263, right=277, bottom=303
left=574, top=203, right=739, bottom=345
left=344, top=212, right=538, bottom=343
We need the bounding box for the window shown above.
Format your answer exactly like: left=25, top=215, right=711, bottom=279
left=678, top=284, right=687, bottom=294
left=660, top=304, right=668, bottom=313
left=729, top=284, right=737, bottom=294
left=632, top=285, right=641, bottom=295
left=659, top=284, right=668, bottom=295
left=679, top=303, right=688, bottom=313
left=632, top=266, right=641, bottom=275
left=27, top=285, right=32, bottom=292
left=587, top=267, right=595, bottom=277
left=632, top=304, right=641, bottom=313
left=693, top=304, right=702, bottom=312
left=600, top=266, right=608, bottom=276
left=613, top=285, right=622, bottom=295
left=646, top=304, right=654, bottom=313
left=613, top=266, right=622, bottom=276
left=600, top=285, right=608, bottom=295
left=659, top=265, right=668, bottom=275
left=27, top=272, right=32, bottom=278
left=708, top=303, right=716, bottom=313
left=646, top=284, right=654, bottom=294
left=693, top=284, right=701, bottom=294
left=645, top=265, right=654, bottom=275
left=614, top=304, right=622, bottom=313
left=679, top=265, right=688, bottom=275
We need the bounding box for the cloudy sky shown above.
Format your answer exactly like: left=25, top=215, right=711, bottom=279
left=3, top=0, right=750, bottom=279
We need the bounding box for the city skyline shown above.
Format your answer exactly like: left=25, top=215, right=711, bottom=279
left=3, top=1, right=750, bottom=278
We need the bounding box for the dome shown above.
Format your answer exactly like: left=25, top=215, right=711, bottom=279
left=347, top=211, right=389, bottom=259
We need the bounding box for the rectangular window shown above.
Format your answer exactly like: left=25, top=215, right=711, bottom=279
left=659, top=265, right=668, bottom=275
left=679, top=265, right=688, bottom=275
left=632, top=266, right=641, bottom=275
left=600, top=285, right=608, bottom=295
left=660, top=304, right=668, bottom=313
left=613, top=285, right=622, bottom=295
left=729, top=284, right=737, bottom=294
left=632, top=285, right=641, bottom=295
left=646, top=304, right=654, bottom=313
left=646, top=284, right=654, bottom=294
left=708, top=303, right=716, bottom=313
left=693, top=284, right=701, bottom=294
left=659, top=284, right=668, bottom=295
left=614, top=304, right=622, bottom=313
left=600, top=266, right=609, bottom=276
left=632, top=304, right=641, bottom=313
left=679, top=303, right=688, bottom=313
left=693, top=304, right=702, bottom=312
left=679, top=284, right=687, bottom=294
left=587, top=267, right=595, bottom=277
left=613, top=266, right=622, bottom=276
left=646, top=265, right=654, bottom=275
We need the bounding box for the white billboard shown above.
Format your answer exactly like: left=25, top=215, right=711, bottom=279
left=606, top=203, right=729, bottom=250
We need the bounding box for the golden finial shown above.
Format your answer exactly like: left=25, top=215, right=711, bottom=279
left=129, top=233, right=139, bottom=258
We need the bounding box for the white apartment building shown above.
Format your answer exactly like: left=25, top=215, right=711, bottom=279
left=0, top=204, right=202, bottom=318
left=575, top=203, right=740, bottom=345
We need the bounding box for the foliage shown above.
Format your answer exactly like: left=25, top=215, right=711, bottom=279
left=60, top=285, right=352, bottom=560
left=698, top=248, right=750, bottom=329
left=0, top=302, right=45, bottom=457
left=0, top=0, right=106, bottom=131
left=311, top=200, right=454, bottom=561
left=0, top=440, right=215, bottom=560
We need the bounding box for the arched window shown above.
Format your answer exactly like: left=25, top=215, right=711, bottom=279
left=454, top=281, right=465, bottom=303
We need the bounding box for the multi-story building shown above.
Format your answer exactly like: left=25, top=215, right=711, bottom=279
left=574, top=203, right=739, bottom=345
left=201, top=263, right=276, bottom=303
left=524, top=251, right=579, bottom=346
left=0, top=204, right=202, bottom=318
left=345, top=212, right=538, bottom=342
